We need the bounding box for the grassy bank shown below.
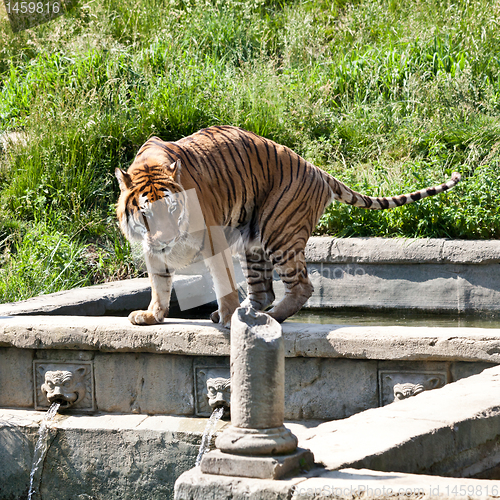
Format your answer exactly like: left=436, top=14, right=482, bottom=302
left=1, top=0, right=500, bottom=302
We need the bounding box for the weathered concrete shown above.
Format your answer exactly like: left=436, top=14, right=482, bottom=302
left=291, top=468, right=500, bottom=500
left=3, top=392, right=499, bottom=500
left=284, top=358, right=379, bottom=420
left=203, top=308, right=314, bottom=479
left=200, top=448, right=314, bottom=480
left=175, top=467, right=307, bottom=500
left=214, top=308, right=298, bottom=458
left=227, top=308, right=287, bottom=431
left=0, top=409, right=229, bottom=500
left=304, top=237, right=500, bottom=265
left=0, top=274, right=220, bottom=317
left=1, top=315, right=499, bottom=362
left=0, top=278, right=152, bottom=317
left=302, top=237, right=500, bottom=314
left=0, top=316, right=497, bottom=419
left=175, top=366, right=500, bottom=500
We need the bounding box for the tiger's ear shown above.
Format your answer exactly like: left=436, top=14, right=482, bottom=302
left=166, top=159, right=182, bottom=180
left=115, top=168, right=132, bottom=192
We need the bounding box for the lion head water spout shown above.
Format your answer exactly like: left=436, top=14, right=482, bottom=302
left=206, top=372, right=231, bottom=418
left=39, top=365, right=88, bottom=410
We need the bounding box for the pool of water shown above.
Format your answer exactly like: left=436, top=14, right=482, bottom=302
left=288, top=309, right=500, bottom=329
left=178, top=305, right=500, bottom=329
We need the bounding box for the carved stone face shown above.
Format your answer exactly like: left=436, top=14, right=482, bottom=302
left=393, top=382, right=425, bottom=401
left=40, top=367, right=87, bottom=409
left=206, top=376, right=231, bottom=413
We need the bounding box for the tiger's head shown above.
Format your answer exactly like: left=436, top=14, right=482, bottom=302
left=115, top=138, right=189, bottom=255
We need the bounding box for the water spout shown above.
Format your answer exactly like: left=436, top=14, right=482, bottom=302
left=38, top=366, right=88, bottom=410
left=27, top=402, right=60, bottom=500
left=195, top=406, right=225, bottom=467
left=206, top=375, right=231, bottom=418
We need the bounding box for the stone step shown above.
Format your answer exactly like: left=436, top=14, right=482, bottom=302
left=298, top=364, right=500, bottom=477
left=1, top=315, right=499, bottom=363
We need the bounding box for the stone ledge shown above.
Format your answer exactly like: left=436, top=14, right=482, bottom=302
left=1, top=315, right=499, bottom=363
left=1, top=238, right=500, bottom=320
left=200, top=448, right=314, bottom=480
left=175, top=367, right=500, bottom=500
left=0, top=408, right=229, bottom=500
left=0, top=276, right=208, bottom=317
left=305, top=237, right=500, bottom=265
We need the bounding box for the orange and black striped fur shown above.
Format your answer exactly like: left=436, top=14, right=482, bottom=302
left=115, top=126, right=460, bottom=327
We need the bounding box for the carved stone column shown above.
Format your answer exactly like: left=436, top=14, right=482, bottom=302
left=200, top=307, right=314, bottom=479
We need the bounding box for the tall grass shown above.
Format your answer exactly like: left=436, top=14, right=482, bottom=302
left=1, top=0, right=500, bottom=302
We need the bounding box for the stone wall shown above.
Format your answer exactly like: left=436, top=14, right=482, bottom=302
left=301, top=237, right=500, bottom=313
left=1, top=316, right=498, bottom=420
left=1, top=237, right=499, bottom=317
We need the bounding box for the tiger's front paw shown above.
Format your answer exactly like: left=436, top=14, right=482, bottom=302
left=128, top=310, right=164, bottom=325
left=210, top=309, right=232, bottom=329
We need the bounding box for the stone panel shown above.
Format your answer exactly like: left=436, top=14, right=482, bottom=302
left=0, top=410, right=208, bottom=500
left=451, top=361, right=494, bottom=382
left=34, top=360, right=95, bottom=411
left=284, top=358, right=378, bottom=420
left=194, top=366, right=230, bottom=417
left=94, top=353, right=194, bottom=415
left=0, top=347, right=34, bottom=408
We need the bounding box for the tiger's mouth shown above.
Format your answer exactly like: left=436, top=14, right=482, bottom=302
left=146, top=233, right=186, bottom=254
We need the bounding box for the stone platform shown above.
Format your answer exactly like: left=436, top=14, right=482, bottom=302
left=1, top=315, right=499, bottom=498
left=0, top=315, right=498, bottom=418
left=175, top=365, right=500, bottom=499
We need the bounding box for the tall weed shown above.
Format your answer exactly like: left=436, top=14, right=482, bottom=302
left=1, top=0, right=500, bottom=302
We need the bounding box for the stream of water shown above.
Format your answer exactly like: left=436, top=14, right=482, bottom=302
left=27, top=402, right=60, bottom=500
left=195, top=406, right=225, bottom=467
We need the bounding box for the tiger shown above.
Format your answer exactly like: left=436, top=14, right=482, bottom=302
left=115, top=125, right=460, bottom=327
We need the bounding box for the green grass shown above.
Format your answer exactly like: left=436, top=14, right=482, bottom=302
left=1, top=0, right=500, bottom=302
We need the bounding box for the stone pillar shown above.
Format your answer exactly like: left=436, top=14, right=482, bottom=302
left=200, top=307, right=314, bottom=479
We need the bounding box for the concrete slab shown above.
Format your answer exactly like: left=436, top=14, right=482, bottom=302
left=0, top=409, right=227, bottom=500
left=200, top=448, right=314, bottom=479
left=305, top=237, right=500, bottom=265
left=174, top=467, right=500, bottom=500
left=0, top=278, right=152, bottom=317
left=174, top=467, right=307, bottom=500
left=1, top=237, right=500, bottom=317
left=0, top=275, right=218, bottom=317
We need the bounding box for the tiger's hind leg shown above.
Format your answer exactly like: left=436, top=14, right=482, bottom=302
left=240, top=246, right=275, bottom=311
left=266, top=248, right=313, bottom=323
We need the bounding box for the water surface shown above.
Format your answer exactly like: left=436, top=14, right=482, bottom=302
left=288, top=309, right=500, bottom=329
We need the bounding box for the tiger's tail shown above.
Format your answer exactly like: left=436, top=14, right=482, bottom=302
left=326, top=171, right=461, bottom=209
